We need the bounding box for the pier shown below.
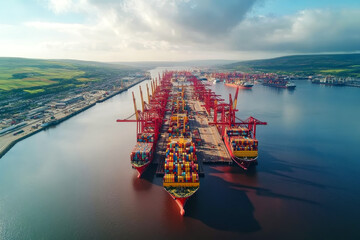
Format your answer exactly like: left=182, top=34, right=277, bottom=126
left=154, top=80, right=232, bottom=177
left=189, top=99, right=232, bottom=164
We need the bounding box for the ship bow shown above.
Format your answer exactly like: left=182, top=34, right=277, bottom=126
left=175, top=197, right=189, bottom=216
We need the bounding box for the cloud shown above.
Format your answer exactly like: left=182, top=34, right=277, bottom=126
left=51, top=0, right=258, bottom=43
left=2, top=0, right=360, bottom=61
left=47, top=0, right=74, bottom=13
left=166, top=0, right=256, bottom=36
left=229, top=9, right=360, bottom=52
left=44, top=1, right=360, bottom=53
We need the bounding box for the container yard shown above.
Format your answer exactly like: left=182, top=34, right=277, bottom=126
left=117, top=71, right=267, bottom=215
left=0, top=78, right=147, bottom=159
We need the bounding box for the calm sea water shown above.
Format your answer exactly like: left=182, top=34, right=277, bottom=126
left=0, top=68, right=360, bottom=239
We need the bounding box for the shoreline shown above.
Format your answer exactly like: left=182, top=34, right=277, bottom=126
left=0, top=79, right=147, bottom=159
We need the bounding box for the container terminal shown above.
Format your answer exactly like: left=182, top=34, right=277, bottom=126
left=0, top=78, right=148, bottom=159
left=117, top=71, right=267, bottom=215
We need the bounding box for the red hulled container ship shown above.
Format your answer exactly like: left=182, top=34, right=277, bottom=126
left=163, top=138, right=199, bottom=215
left=222, top=126, right=259, bottom=170
left=163, top=78, right=199, bottom=215
left=211, top=72, right=254, bottom=89
left=190, top=75, right=267, bottom=170
left=117, top=72, right=172, bottom=177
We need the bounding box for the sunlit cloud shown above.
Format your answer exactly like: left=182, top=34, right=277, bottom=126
left=0, top=0, right=359, bottom=61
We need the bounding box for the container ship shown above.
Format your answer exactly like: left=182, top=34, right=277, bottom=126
left=213, top=89, right=267, bottom=170
left=117, top=73, right=172, bottom=177
left=191, top=77, right=267, bottom=170
left=262, top=78, right=296, bottom=89
left=211, top=72, right=255, bottom=89
left=163, top=138, right=199, bottom=215
left=222, top=126, right=259, bottom=169
left=225, top=80, right=253, bottom=89
left=163, top=83, right=199, bottom=215
left=130, top=134, right=154, bottom=177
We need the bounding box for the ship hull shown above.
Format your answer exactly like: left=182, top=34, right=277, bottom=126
left=166, top=190, right=197, bottom=216
left=173, top=195, right=190, bottom=216
left=225, top=83, right=252, bottom=89
left=232, top=156, right=258, bottom=170
left=223, top=134, right=257, bottom=170
left=131, top=161, right=151, bottom=178
left=263, top=84, right=296, bottom=89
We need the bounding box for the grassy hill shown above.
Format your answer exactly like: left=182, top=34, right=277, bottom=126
left=0, top=58, right=136, bottom=91
left=222, top=54, right=360, bottom=77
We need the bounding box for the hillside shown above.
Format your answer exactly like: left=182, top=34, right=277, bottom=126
left=222, top=54, right=360, bottom=77
left=0, top=58, right=136, bottom=92
left=0, top=58, right=143, bottom=119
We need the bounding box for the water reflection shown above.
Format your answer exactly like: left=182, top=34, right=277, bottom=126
left=187, top=166, right=261, bottom=233
left=132, top=165, right=157, bottom=191
left=260, top=85, right=296, bottom=95
left=0, top=68, right=359, bottom=239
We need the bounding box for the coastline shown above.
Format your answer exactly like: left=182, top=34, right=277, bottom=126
left=0, top=78, right=147, bottom=159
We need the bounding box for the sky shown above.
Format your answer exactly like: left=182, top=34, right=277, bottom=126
left=0, top=0, right=359, bottom=62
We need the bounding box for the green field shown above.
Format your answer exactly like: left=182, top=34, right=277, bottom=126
left=23, top=89, right=45, bottom=94
left=320, top=69, right=349, bottom=74
left=0, top=57, right=137, bottom=97
left=0, top=67, right=85, bottom=90
left=222, top=53, right=360, bottom=77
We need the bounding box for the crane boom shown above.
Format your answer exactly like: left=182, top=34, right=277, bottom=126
left=233, top=86, right=239, bottom=109
left=139, top=86, right=145, bottom=112
left=132, top=92, right=139, bottom=121
left=146, top=83, right=151, bottom=103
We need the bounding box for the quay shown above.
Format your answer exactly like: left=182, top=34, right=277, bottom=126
left=154, top=79, right=232, bottom=177
left=0, top=78, right=147, bottom=159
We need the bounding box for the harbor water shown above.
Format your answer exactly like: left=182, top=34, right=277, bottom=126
left=0, top=68, right=360, bottom=239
